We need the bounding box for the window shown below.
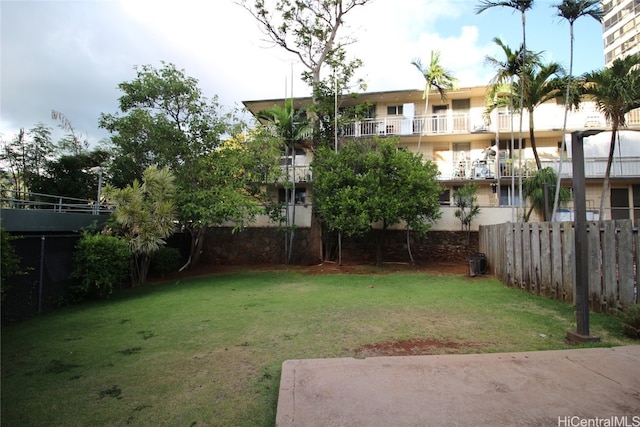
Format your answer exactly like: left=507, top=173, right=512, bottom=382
left=387, top=105, right=403, bottom=115
left=439, top=189, right=451, bottom=206
left=279, top=188, right=307, bottom=205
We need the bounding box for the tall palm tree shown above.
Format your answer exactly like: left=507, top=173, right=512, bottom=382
left=511, top=61, right=565, bottom=170
left=476, top=0, right=535, bottom=220
left=551, top=0, right=603, bottom=220
left=582, top=53, right=640, bottom=219
left=257, top=99, right=310, bottom=263
left=411, top=50, right=457, bottom=152
left=484, top=38, right=538, bottom=220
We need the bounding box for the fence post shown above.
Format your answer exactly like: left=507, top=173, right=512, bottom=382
left=38, top=235, right=45, bottom=314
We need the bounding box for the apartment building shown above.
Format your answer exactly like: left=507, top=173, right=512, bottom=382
left=243, top=86, right=640, bottom=230
left=602, top=0, right=640, bottom=66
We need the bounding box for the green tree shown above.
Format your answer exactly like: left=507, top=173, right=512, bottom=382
left=175, top=129, right=283, bottom=268
left=99, top=62, right=228, bottom=187
left=0, top=124, right=55, bottom=196
left=313, top=138, right=441, bottom=266
left=551, top=0, right=602, bottom=220
left=453, top=184, right=481, bottom=245
left=523, top=167, right=571, bottom=221
left=411, top=50, right=457, bottom=151
left=29, top=149, right=109, bottom=200
left=511, top=61, right=565, bottom=169
left=103, top=166, right=176, bottom=286
left=477, top=0, right=535, bottom=220
left=257, top=99, right=310, bottom=263
left=582, top=54, right=640, bottom=219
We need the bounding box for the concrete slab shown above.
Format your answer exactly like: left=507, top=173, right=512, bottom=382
left=277, top=346, right=640, bottom=427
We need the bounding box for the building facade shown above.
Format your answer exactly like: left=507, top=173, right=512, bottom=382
left=603, top=0, right=640, bottom=66
left=244, top=86, right=640, bottom=230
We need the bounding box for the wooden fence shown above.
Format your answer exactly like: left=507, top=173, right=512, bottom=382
left=479, top=219, right=638, bottom=311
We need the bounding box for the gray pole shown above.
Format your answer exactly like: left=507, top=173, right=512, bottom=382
left=567, top=130, right=602, bottom=343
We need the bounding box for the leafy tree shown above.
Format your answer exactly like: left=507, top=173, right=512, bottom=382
left=411, top=50, right=457, bottom=151
left=100, top=63, right=272, bottom=268
left=99, top=62, right=228, bottom=187
left=582, top=53, right=640, bottom=219
left=313, top=138, right=441, bottom=266
left=29, top=149, right=109, bottom=200
left=0, top=124, right=55, bottom=196
left=523, top=167, right=571, bottom=221
left=103, top=166, right=176, bottom=286
left=51, top=110, right=89, bottom=155
left=551, top=0, right=602, bottom=220
left=175, top=129, right=283, bottom=267
left=239, top=0, right=374, bottom=262
left=453, top=184, right=481, bottom=245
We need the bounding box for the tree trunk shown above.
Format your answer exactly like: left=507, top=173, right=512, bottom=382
left=529, top=114, right=541, bottom=170
left=187, top=227, right=207, bottom=269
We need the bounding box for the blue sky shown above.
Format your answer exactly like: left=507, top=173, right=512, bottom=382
left=0, top=0, right=604, bottom=145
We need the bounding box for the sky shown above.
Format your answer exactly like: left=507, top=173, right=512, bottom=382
left=1, top=0, right=605, bottom=146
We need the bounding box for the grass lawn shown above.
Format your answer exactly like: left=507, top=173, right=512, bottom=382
left=1, top=268, right=635, bottom=426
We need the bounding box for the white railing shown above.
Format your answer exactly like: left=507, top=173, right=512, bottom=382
left=340, top=108, right=640, bottom=138
left=280, top=165, right=312, bottom=183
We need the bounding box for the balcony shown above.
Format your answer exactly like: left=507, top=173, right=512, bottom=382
left=280, top=164, right=312, bottom=183
left=340, top=108, right=640, bottom=138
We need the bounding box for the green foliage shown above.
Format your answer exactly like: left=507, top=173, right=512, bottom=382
left=150, top=247, right=182, bottom=277
left=0, top=228, right=22, bottom=301
left=453, top=184, right=481, bottom=243
left=618, top=304, right=640, bottom=339
left=70, top=232, right=130, bottom=300
left=104, top=166, right=177, bottom=286
left=29, top=149, right=109, bottom=200
left=313, top=138, right=442, bottom=264
left=523, top=167, right=570, bottom=221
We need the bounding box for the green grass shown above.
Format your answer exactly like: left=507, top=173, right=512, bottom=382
left=2, top=270, right=635, bottom=426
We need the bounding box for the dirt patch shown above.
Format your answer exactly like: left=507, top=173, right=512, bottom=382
left=150, top=260, right=471, bottom=283
left=354, top=338, right=482, bottom=357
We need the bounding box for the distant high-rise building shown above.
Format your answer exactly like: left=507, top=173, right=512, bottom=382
left=602, top=0, right=640, bottom=66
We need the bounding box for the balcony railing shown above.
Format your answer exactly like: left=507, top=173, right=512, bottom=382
left=439, top=156, right=640, bottom=181
left=340, top=108, right=640, bottom=138
left=280, top=165, right=312, bottom=183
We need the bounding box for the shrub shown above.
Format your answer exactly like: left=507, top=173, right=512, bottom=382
left=70, top=233, right=130, bottom=300
left=619, top=304, right=640, bottom=339
left=1, top=228, right=22, bottom=302
left=150, top=247, right=182, bottom=278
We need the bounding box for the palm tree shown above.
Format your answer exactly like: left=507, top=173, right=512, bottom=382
left=511, top=61, right=565, bottom=170
left=257, top=99, right=310, bottom=263
left=484, top=38, right=538, bottom=220
left=411, top=50, right=457, bottom=152
left=523, top=167, right=571, bottom=221
left=476, top=0, right=535, bottom=220
left=550, top=0, right=603, bottom=220
left=582, top=53, right=640, bottom=220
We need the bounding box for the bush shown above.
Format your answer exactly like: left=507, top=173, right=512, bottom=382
left=150, top=247, right=182, bottom=278
left=619, top=304, right=640, bottom=339
left=70, top=233, right=130, bottom=300
left=1, top=228, right=22, bottom=302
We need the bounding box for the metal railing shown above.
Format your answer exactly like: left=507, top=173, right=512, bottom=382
left=0, top=190, right=111, bottom=215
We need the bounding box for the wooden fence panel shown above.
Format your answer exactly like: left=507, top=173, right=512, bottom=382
left=540, top=222, right=552, bottom=297
left=562, top=222, right=574, bottom=303
left=551, top=222, right=562, bottom=300
left=514, top=224, right=522, bottom=288
left=506, top=224, right=514, bottom=287
left=618, top=220, right=635, bottom=307
left=588, top=221, right=603, bottom=311
left=523, top=223, right=532, bottom=291
left=602, top=221, right=617, bottom=310
left=530, top=222, right=541, bottom=294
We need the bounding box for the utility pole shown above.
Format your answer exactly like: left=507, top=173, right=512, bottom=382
left=566, top=130, right=602, bottom=343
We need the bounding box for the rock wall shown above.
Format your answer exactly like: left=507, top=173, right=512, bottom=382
left=198, top=228, right=479, bottom=265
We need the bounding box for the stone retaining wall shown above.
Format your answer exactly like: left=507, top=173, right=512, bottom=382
left=199, top=228, right=478, bottom=265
